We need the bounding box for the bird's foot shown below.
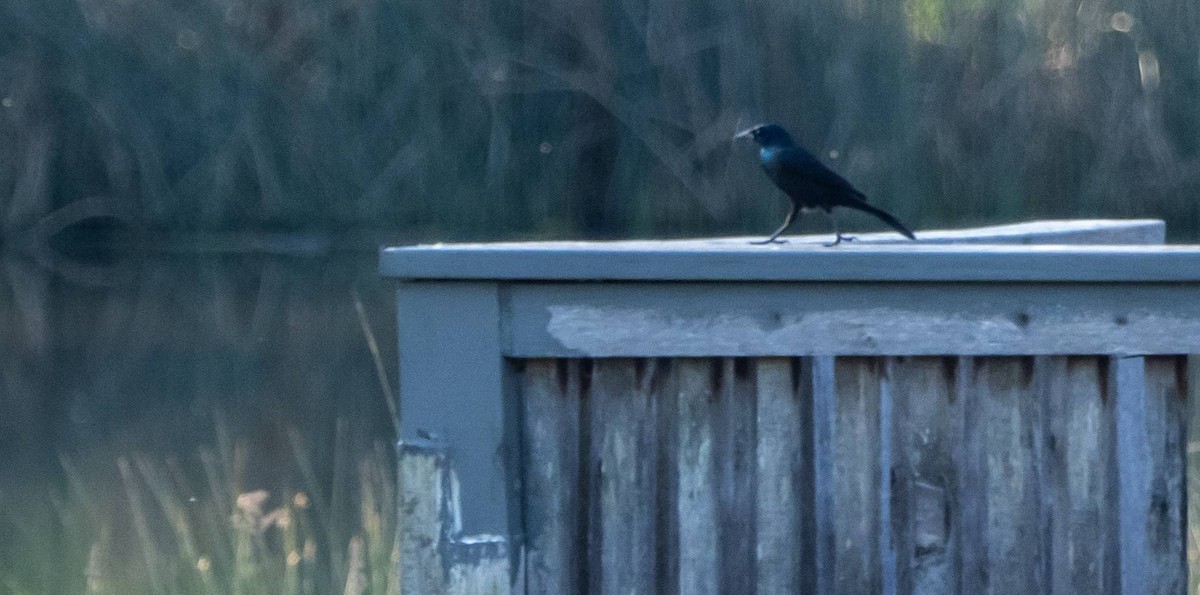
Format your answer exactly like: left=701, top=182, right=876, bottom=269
left=824, top=233, right=857, bottom=247
left=750, top=237, right=788, bottom=245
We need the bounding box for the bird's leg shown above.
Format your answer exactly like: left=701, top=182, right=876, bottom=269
left=751, top=201, right=800, bottom=245
left=823, top=210, right=856, bottom=247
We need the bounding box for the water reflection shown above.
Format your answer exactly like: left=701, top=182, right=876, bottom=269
left=0, top=249, right=397, bottom=592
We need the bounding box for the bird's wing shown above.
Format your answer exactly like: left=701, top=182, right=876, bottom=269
left=774, top=147, right=866, bottom=199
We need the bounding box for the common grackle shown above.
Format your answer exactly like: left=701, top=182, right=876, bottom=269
left=735, top=123, right=915, bottom=246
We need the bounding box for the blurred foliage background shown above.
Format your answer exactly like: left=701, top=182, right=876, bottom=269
left=3, top=0, right=1200, bottom=592
left=1, top=0, right=1198, bottom=244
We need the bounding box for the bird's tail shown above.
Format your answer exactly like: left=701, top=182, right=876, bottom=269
left=847, top=199, right=916, bottom=240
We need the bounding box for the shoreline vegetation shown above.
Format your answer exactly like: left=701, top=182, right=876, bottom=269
left=2, top=0, right=1199, bottom=244
left=2, top=421, right=398, bottom=594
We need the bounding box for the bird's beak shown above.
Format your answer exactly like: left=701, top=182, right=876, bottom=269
left=733, top=127, right=755, bottom=140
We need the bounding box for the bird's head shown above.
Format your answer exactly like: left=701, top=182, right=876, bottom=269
left=733, top=123, right=795, bottom=148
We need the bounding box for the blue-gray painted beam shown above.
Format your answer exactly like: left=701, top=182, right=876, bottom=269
left=381, top=224, right=1200, bottom=283
left=819, top=219, right=1164, bottom=245
left=382, top=219, right=1167, bottom=282
left=381, top=244, right=1200, bottom=282
left=504, top=282, right=1200, bottom=357
left=395, top=281, right=509, bottom=536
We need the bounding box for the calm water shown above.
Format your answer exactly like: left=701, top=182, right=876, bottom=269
left=0, top=248, right=399, bottom=592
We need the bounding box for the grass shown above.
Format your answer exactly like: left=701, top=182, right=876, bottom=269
left=0, top=418, right=398, bottom=595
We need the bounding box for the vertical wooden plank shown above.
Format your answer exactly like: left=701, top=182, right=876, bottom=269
left=522, top=360, right=583, bottom=595
left=971, top=357, right=1045, bottom=593
left=813, top=355, right=837, bottom=594
left=799, top=358, right=817, bottom=594
left=1113, top=356, right=1189, bottom=592
left=1143, top=356, right=1187, bottom=594
left=676, top=358, right=718, bottom=595
left=832, top=357, right=883, bottom=593
left=956, top=357, right=986, bottom=595
left=755, top=357, right=811, bottom=592
left=1116, top=356, right=1151, bottom=594
left=1188, top=355, right=1200, bottom=595
left=879, top=358, right=897, bottom=595
left=657, top=359, right=680, bottom=595
left=588, top=359, right=658, bottom=594
left=1041, top=356, right=1118, bottom=594
left=398, top=443, right=447, bottom=594
left=887, top=357, right=912, bottom=595
left=889, top=357, right=958, bottom=595
left=716, top=358, right=757, bottom=594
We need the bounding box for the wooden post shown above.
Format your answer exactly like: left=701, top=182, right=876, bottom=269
left=398, top=441, right=509, bottom=594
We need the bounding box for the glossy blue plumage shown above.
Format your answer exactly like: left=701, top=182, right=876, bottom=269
left=735, top=123, right=914, bottom=244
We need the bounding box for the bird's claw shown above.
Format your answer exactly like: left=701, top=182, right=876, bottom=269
left=750, top=238, right=788, bottom=245
left=824, top=234, right=857, bottom=247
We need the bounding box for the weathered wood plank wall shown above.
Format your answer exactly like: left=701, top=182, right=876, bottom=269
left=518, top=355, right=1187, bottom=594
left=384, top=219, right=1196, bottom=594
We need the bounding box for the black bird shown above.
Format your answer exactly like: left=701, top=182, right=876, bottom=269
left=735, top=123, right=915, bottom=246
